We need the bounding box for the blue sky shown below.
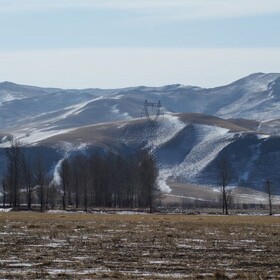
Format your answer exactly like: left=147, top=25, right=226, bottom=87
left=0, top=0, right=280, bottom=88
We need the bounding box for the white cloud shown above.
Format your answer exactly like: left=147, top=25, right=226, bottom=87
left=0, top=0, right=280, bottom=21
left=0, top=48, right=279, bottom=89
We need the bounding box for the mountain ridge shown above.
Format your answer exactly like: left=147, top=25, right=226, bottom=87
left=2, top=72, right=280, bottom=134
left=1, top=73, right=280, bottom=198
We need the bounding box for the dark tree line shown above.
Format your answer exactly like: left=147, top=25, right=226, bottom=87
left=1, top=140, right=52, bottom=211
left=1, top=141, right=160, bottom=212
left=59, top=149, right=160, bottom=212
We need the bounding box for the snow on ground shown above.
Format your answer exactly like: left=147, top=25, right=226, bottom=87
left=218, top=94, right=274, bottom=121
left=115, top=211, right=147, bottom=215
left=147, top=114, right=186, bottom=151
left=146, top=114, right=186, bottom=192
left=46, top=210, right=147, bottom=215
left=111, top=105, right=132, bottom=120
left=109, top=94, right=124, bottom=100
left=256, top=133, right=270, bottom=139
left=52, top=142, right=88, bottom=185
left=158, top=172, right=172, bottom=193
left=0, top=96, right=106, bottom=143
left=72, top=96, right=104, bottom=116
left=166, top=194, right=207, bottom=202
left=243, top=73, right=280, bottom=92
left=22, top=128, right=76, bottom=146
left=17, top=96, right=105, bottom=130
left=217, top=73, right=280, bottom=121
left=52, top=158, right=64, bottom=185
left=0, top=92, right=19, bottom=104
left=0, top=208, right=12, bottom=212
left=169, top=124, right=232, bottom=183
left=0, top=127, right=76, bottom=148
left=47, top=210, right=85, bottom=214
left=153, top=120, right=233, bottom=192
left=1, top=136, right=9, bottom=143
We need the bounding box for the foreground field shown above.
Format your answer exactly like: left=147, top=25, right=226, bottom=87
left=0, top=212, right=279, bottom=279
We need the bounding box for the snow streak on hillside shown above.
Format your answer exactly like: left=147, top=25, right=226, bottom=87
left=176, top=125, right=232, bottom=181
left=239, top=143, right=261, bottom=182
left=158, top=124, right=233, bottom=192
left=147, top=114, right=185, bottom=151
left=52, top=142, right=88, bottom=185
left=148, top=114, right=186, bottom=192
left=217, top=73, right=280, bottom=121
left=0, top=128, right=75, bottom=148
left=0, top=91, right=19, bottom=104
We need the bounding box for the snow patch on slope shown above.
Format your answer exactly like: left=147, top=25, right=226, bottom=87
left=0, top=127, right=76, bottom=148
left=243, top=73, right=279, bottom=92
left=53, top=158, right=64, bottom=185
left=175, top=125, right=232, bottom=181
left=111, top=105, right=132, bottom=120
left=45, top=96, right=104, bottom=121
left=146, top=117, right=233, bottom=192
left=217, top=73, right=280, bottom=121
left=0, top=91, right=19, bottom=104
left=147, top=114, right=186, bottom=151
left=240, top=143, right=261, bottom=182
left=52, top=142, right=89, bottom=185
left=157, top=124, right=233, bottom=191
left=24, top=128, right=75, bottom=146
left=158, top=174, right=172, bottom=193
left=146, top=114, right=186, bottom=193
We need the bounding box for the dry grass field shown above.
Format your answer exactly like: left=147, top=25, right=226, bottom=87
left=0, top=212, right=279, bottom=279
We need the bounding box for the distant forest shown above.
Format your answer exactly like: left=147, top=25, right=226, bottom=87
left=1, top=140, right=160, bottom=212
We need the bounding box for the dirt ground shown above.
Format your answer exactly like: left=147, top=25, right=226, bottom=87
left=0, top=212, right=279, bottom=279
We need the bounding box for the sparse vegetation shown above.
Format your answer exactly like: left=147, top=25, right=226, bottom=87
left=0, top=212, right=279, bottom=279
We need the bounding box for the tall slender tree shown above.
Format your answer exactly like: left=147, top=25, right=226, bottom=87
left=5, top=140, right=24, bottom=208
left=264, top=177, right=273, bottom=215
left=59, top=158, right=71, bottom=210
left=1, top=171, right=6, bottom=208
left=22, top=150, right=34, bottom=210
left=217, top=157, right=232, bottom=215
left=34, top=156, right=47, bottom=212
left=139, top=149, right=160, bottom=213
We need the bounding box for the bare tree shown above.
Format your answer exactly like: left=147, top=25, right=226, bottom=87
left=22, top=151, right=34, bottom=210
left=139, top=149, right=160, bottom=213
left=40, top=150, right=162, bottom=211
left=71, top=155, right=89, bottom=210
left=1, top=171, right=7, bottom=208
left=5, top=140, right=24, bottom=208
left=217, top=157, right=232, bottom=215
left=46, top=183, right=58, bottom=210
left=258, top=154, right=277, bottom=216
left=264, top=177, right=273, bottom=215
left=72, top=157, right=81, bottom=209
left=59, top=158, right=71, bottom=210
left=34, top=156, right=47, bottom=212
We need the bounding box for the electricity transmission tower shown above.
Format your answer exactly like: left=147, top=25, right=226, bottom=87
left=143, top=99, right=162, bottom=126
left=142, top=99, right=163, bottom=159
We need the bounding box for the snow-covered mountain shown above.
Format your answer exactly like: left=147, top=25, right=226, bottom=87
left=1, top=73, right=280, bottom=134
left=1, top=73, right=280, bottom=196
